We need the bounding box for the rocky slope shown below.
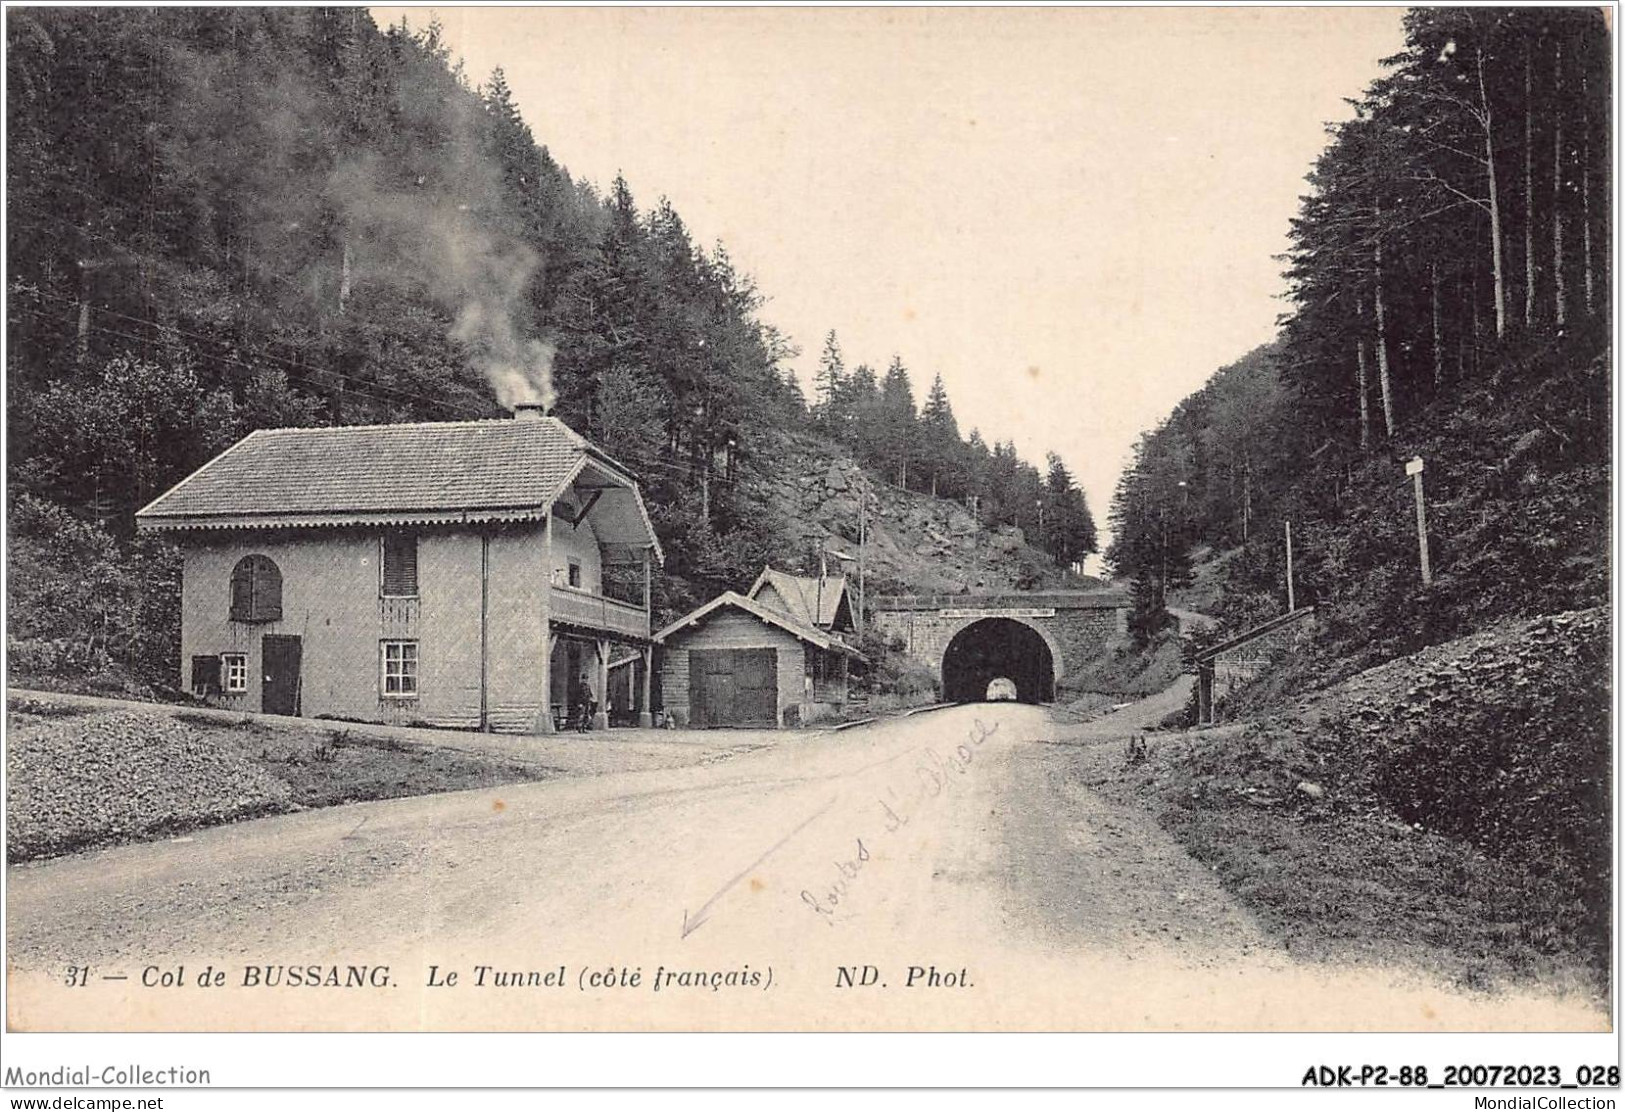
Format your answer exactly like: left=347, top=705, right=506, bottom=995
left=1088, top=608, right=1610, bottom=990
left=1310, top=610, right=1607, bottom=862
left=1273, top=608, right=1606, bottom=974
left=762, top=432, right=1093, bottom=596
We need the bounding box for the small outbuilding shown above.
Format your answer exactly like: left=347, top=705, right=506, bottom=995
left=655, top=581, right=865, bottom=728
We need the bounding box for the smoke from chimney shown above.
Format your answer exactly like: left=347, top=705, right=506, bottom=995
left=323, top=115, right=558, bottom=416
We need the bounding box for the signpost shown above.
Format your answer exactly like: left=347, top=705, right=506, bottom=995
left=1406, top=456, right=1433, bottom=586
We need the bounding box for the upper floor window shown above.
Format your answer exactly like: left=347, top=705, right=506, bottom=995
left=567, top=559, right=583, bottom=589
left=382, top=532, right=418, bottom=598
left=229, top=555, right=282, bottom=622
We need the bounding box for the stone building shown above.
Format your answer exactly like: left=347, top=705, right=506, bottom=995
left=136, top=405, right=662, bottom=732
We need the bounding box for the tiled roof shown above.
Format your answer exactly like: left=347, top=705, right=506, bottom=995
left=136, top=416, right=633, bottom=530
left=749, top=567, right=850, bottom=628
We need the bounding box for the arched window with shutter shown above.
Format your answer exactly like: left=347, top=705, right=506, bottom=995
left=229, top=555, right=282, bottom=623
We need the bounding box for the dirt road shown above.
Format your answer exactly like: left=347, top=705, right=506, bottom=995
left=6, top=689, right=1605, bottom=1031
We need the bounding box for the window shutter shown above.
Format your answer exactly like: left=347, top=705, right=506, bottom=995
left=382, top=533, right=418, bottom=597
left=191, top=655, right=221, bottom=694
left=252, top=555, right=282, bottom=621
left=230, top=555, right=281, bottom=622
left=230, top=564, right=253, bottom=620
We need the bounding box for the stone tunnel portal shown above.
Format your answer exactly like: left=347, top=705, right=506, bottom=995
left=941, top=618, right=1056, bottom=704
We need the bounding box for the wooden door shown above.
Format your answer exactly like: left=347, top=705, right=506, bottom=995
left=690, top=648, right=776, bottom=727
left=689, top=649, right=730, bottom=727
left=731, top=648, right=777, bottom=725
left=261, top=634, right=302, bottom=716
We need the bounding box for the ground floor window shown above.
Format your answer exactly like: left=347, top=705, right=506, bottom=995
left=381, top=640, right=419, bottom=697
left=221, top=653, right=248, bottom=694
left=190, top=655, right=221, bottom=696
left=806, top=648, right=844, bottom=703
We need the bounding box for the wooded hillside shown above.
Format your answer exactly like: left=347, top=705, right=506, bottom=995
left=6, top=9, right=1097, bottom=689
left=1108, top=8, right=1610, bottom=668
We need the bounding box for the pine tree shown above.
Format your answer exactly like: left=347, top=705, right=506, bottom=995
left=919, top=373, right=963, bottom=498
left=813, top=330, right=847, bottom=437
left=877, top=356, right=918, bottom=488
left=1041, top=452, right=1097, bottom=568
left=844, top=363, right=883, bottom=463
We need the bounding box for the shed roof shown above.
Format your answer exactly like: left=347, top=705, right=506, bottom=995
left=135, top=416, right=662, bottom=560
left=747, top=567, right=851, bottom=628
left=654, top=592, right=866, bottom=659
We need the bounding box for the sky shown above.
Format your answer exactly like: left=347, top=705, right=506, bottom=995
left=372, top=5, right=1407, bottom=567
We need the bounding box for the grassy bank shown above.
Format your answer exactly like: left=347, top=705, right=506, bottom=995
left=1059, top=630, right=1188, bottom=716
left=1082, top=727, right=1597, bottom=995
left=1077, top=609, right=1610, bottom=995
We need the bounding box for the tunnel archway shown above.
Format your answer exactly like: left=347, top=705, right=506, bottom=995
left=941, top=618, right=1056, bottom=703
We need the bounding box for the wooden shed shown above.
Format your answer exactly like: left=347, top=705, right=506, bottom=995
left=655, top=592, right=865, bottom=728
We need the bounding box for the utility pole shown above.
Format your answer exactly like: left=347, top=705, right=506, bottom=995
left=696, top=403, right=710, bottom=523
left=1159, top=508, right=1169, bottom=613
left=1285, top=520, right=1296, bottom=611
left=1406, top=456, right=1433, bottom=587
left=857, top=485, right=867, bottom=636
left=817, top=547, right=826, bottom=629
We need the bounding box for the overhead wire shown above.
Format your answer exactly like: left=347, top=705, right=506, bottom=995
left=10, top=292, right=492, bottom=420
left=13, top=208, right=758, bottom=491
left=10, top=303, right=743, bottom=489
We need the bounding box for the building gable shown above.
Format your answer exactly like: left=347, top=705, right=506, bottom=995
left=656, top=592, right=863, bottom=659
left=756, top=583, right=795, bottom=618
left=828, top=589, right=855, bottom=634
left=747, top=566, right=852, bottom=630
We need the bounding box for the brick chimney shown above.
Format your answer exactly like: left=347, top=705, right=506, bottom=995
left=512, top=402, right=547, bottom=421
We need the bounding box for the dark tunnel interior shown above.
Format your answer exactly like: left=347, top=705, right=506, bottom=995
left=940, top=618, right=1056, bottom=703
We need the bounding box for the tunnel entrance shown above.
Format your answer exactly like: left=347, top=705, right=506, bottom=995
left=941, top=618, right=1055, bottom=703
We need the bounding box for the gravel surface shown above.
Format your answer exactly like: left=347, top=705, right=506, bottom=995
left=7, top=708, right=291, bottom=860
left=6, top=689, right=790, bottom=865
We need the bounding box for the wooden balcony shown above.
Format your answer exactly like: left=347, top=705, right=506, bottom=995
left=550, top=584, right=650, bottom=639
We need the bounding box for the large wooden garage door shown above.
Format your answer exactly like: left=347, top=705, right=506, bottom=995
left=690, top=648, right=777, bottom=727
